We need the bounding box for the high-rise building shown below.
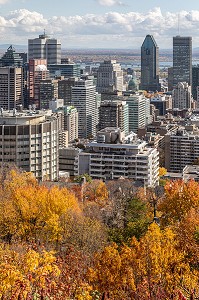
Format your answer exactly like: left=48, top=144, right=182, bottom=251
left=192, top=65, right=199, bottom=105
left=140, top=35, right=161, bottom=92
left=58, top=77, right=78, bottom=106
left=126, top=94, right=152, bottom=133
left=0, top=109, right=59, bottom=180
left=28, top=59, right=49, bottom=108
left=28, top=33, right=61, bottom=65
left=165, top=126, right=199, bottom=172
left=99, top=100, right=129, bottom=135
left=173, top=36, right=192, bottom=88
left=56, top=106, right=78, bottom=142
left=71, top=79, right=98, bottom=138
left=48, top=63, right=80, bottom=78
left=172, top=82, right=192, bottom=110
left=0, top=45, right=24, bottom=67
left=96, top=60, right=123, bottom=94
left=40, top=79, right=58, bottom=109
left=0, top=67, right=23, bottom=110
left=74, top=128, right=159, bottom=187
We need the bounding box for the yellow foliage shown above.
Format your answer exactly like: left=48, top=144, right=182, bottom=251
left=159, top=180, right=199, bottom=225
left=159, top=167, right=167, bottom=177
left=0, top=180, right=81, bottom=243
left=0, top=244, right=60, bottom=298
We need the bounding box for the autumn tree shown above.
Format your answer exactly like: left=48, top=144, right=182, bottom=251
left=159, top=180, right=199, bottom=226
left=88, top=224, right=199, bottom=299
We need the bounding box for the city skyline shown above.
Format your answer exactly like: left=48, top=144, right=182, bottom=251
left=0, top=1, right=199, bottom=48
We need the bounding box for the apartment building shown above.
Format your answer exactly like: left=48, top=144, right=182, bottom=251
left=0, top=109, right=59, bottom=180
left=74, top=128, right=159, bottom=187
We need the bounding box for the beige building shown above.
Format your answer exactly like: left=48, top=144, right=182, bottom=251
left=165, top=125, right=199, bottom=172
left=97, top=60, right=123, bottom=93
left=0, top=109, right=59, bottom=181
left=0, top=67, right=23, bottom=110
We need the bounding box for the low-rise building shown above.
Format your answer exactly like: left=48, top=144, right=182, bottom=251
left=74, top=128, right=159, bottom=187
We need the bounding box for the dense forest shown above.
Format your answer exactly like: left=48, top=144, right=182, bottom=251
left=0, top=167, right=199, bottom=299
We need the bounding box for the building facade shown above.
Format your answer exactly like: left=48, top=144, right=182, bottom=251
left=71, top=79, right=98, bottom=138
left=140, top=35, right=161, bottom=92
left=99, top=100, right=129, bottom=135
left=0, top=110, right=59, bottom=180
left=40, top=79, right=58, bottom=109
left=0, top=67, right=23, bottom=110
left=165, top=125, right=199, bottom=172
left=28, top=59, right=49, bottom=108
left=173, top=36, right=192, bottom=88
left=96, top=60, right=123, bottom=93
left=126, top=93, right=152, bottom=133
left=172, top=82, right=192, bottom=110
left=74, top=128, right=159, bottom=187
left=28, top=33, right=61, bottom=65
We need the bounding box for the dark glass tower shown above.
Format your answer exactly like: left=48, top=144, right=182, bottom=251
left=0, top=45, right=24, bottom=67
left=173, top=36, right=192, bottom=88
left=140, top=34, right=161, bottom=92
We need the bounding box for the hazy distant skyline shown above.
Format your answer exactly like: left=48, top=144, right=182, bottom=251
left=1, top=0, right=199, bottom=48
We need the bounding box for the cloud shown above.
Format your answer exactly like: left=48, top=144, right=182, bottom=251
left=0, top=7, right=199, bottom=48
left=0, top=0, right=9, bottom=3
left=96, top=0, right=124, bottom=7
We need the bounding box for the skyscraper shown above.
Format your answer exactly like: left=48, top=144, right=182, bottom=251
left=96, top=60, right=123, bottom=93
left=172, top=82, right=192, bottom=110
left=0, top=45, right=23, bottom=67
left=99, top=100, right=129, bottom=135
left=28, top=59, right=49, bottom=108
left=28, top=33, right=61, bottom=65
left=0, top=67, right=23, bottom=110
left=71, top=79, right=98, bottom=138
left=173, top=36, right=192, bottom=88
left=126, top=94, right=152, bottom=133
left=140, top=35, right=161, bottom=92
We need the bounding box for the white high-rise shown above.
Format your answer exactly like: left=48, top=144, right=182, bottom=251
left=126, top=94, right=152, bottom=133
left=28, top=33, right=61, bottom=65
left=97, top=60, right=123, bottom=93
left=71, top=79, right=97, bottom=138
left=172, top=82, right=192, bottom=110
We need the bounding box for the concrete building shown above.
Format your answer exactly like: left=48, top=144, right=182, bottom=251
left=172, top=82, right=192, bottom=110
left=140, top=35, right=161, bottom=92
left=74, top=128, right=159, bottom=187
left=173, top=36, right=192, bottom=88
left=126, top=93, right=152, bottom=133
left=28, top=59, right=49, bottom=108
left=99, top=100, right=129, bottom=135
left=96, top=60, right=123, bottom=93
left=0, top=109, right=59, bottom=180
left=165, top=125, right=199, bottom=172
left=58, top=77, right=78, bottom=106
left=28, top=33, right=61, bottom=65
left=71, top=79, right=98, bottom=138
left=0, top=67, right=23, bottom=110
left=48, top=63, right=80, bottom=78
left=56, top=106, right=78, bottom=142
left=59, top=148, right=80, bottom=177
left=39, top=79, right=58, bottom=109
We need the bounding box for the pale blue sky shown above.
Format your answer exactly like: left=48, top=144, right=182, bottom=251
left=0, top=0, right=199, bottom=48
